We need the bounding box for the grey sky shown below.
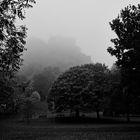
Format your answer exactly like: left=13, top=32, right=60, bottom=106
left=22, top=0, right=139, bottom=67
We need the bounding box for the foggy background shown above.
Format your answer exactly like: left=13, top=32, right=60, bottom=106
left=19, top=0, right=139, bottom=74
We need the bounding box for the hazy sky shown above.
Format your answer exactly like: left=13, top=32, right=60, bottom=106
left=22, top=0, right=139, bottom=67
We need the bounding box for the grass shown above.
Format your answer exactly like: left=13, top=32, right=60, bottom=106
left=0, top=117, right=140, bottom=140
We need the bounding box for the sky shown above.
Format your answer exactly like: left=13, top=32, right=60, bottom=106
left=22, top=0, right=140, bottom=67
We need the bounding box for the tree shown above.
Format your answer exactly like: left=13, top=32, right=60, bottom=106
left=107, top=4, right=140, bottom=121
left=47, top=63, right=109, bottom=118
left=0, top=0, right=35, bottom=114
left=32, top=67, right=60, bottom=101
left=104, top=64, right=124, bottom=117
left=18, top=81, right=41, bottom=123
left=23, top=91, right=41, bottom=124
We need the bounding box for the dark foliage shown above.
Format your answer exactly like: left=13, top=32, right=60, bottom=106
left=107, top=4, right=140, bottom=120
left=47, top=63, right=109, bottom=118
left=0, top=0, right=35, bottom=114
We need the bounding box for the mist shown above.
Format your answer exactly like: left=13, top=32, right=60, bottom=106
left=20, top=36, right=92, bottom=77
left=21, top=0, right=140, bottom=68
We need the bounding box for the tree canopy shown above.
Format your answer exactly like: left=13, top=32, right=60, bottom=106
left=0, top=0, right=36, bottom=77
left=47, top=63, right=109, bottom=118
left=107, top=4, right=140, bottom=85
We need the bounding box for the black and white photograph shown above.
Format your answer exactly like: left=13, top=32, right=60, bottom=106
left=0, top=0, right=140, bottom=139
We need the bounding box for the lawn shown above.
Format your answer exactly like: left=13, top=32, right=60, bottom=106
left=0, top=117, right=140, bottom=140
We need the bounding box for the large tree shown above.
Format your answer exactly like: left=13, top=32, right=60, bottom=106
left=47, top=63, right=109, bottom=118
left=107, top=4, right=140, bottom=121
left=0, top=0, right=35, bottom=114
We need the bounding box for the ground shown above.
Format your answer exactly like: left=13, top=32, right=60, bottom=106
left=0, top=117, right=140, bottom=140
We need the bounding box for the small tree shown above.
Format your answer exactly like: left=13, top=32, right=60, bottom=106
left=20, top=81, right=41, bottom=123
left=107, top=4, right=140, bottom=121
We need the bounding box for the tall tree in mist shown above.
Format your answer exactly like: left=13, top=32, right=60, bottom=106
left=32, top=67, right=60, bottom=101
left=0, top=0, right=35, bottom=114
left=107, top=4, right=140, bottom=121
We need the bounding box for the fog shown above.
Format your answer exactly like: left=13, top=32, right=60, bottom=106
left=20, top=0, right=139, bottom=69
left=20, top=36, right=91, bottom=77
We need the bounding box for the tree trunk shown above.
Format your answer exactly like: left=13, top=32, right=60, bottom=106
left=96, top=110, right=100, bottom=119
left=126, top=112, right=130, bottom=122
left=126, top=104, right=130, bottom=122
left=126, top=95, right=130, bottom=122
left=123, top=85, right=131, bottom=122
left=69, top=109, right=73, bottom=116
left=75, top=108, right=80, bottom=118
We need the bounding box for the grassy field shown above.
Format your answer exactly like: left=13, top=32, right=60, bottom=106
left=0, top=117, right=140, bottom=140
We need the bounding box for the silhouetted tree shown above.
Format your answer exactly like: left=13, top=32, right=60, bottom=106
left=0, top=0, right=35, bottom=115
left=47, top=63, right=109, bottom=118
left=107, top=4, right=140, bottom=121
